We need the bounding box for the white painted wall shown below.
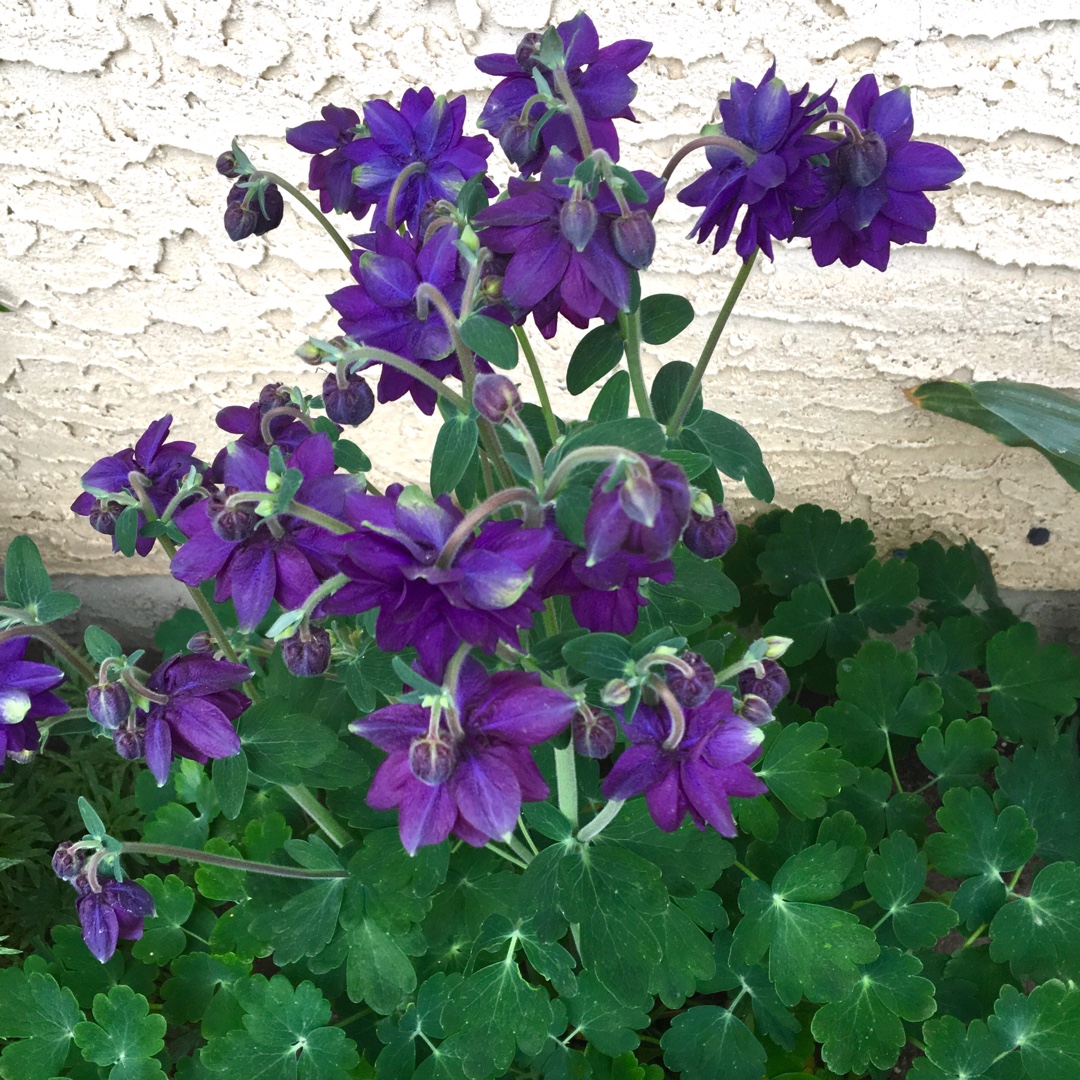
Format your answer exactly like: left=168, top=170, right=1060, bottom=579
left=2, top=0, right=1078, bottom=589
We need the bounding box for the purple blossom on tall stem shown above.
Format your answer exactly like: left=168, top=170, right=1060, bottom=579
left=286, top=104, right=373, bottom=219
left=475, top=13, right=651, bottom=175
left=602, top=687, right=768, bottom=836
left=0, top=637, right=66, bottom=768
left=340, top=88, right=496, bottom=234
left=795, top=74, right=964, bottom=270
left=72, top=416, right=202, bottom=556
left=677, top=66, right=835, bottom=260
left=350, top=658, right=575, bottom=854
left=75, top=878, right=155, bottom=963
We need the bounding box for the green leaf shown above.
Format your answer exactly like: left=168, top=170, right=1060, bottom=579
left=755, top=721, right=858, bottom=820
left=34, top=590, right=81, bottom=623
left=758, top=505, right=875, bottom=596
left=914, top=616, right=988, bottom=720
left=689, top=409, right=773, bottom=500
left=85, top=626, right=123, bottom=665
left=430, top=414, right=479, bottom=498
left=567, top=323, right=624, bottom=395
left=565, top=971, right=652, bottom=1057
left=917, top=717, right=999, bottom=792
left=114, top=505, right=139, bottom=556
left=337, top=919, right=418, bottom=1015
left=646, top=546, right=738, bottom=623
left=333, top=438, right=371, bottom=474
left=556, top=417, right=666, bottom=459
left=818, top=640, right=943, bottom=767
left=989, top=861, right=1080, bottom=981
left=195, top=839, right=248, bottom=902
left=73, top=985, right=166, bottom=1078
left=143, top=801, right=209, bottom=849
left=3, top=534, right=52, bottom=607
left=761, top=583, right=835, bottom=666
left=865, top=833, right=959, bottom=949
left=914, top=1014, right=999, bottom=1080
left=212, top=749, right=249, bottom=820
left=995, top=727, right=1080, bottom=863
left=924, top=788, right=1036, bottom=928
left=811, top=948, right=936, bottom=1075
left=238, top=700, right=337, bottom=785
left=78, top=796, right=108, bottom=842
left=852, top=557, right=918, bottom=632
left=132, top=874, right=194, bottom=965
left=985, top=622, right=1080, bottom=744
left=561, top=633, right=634, bottom=681
left=648, top=900, right=715, bottom=1008
left=639, top=294, right=695, bottom=345
left=987, top=981, right=1080, bottom=1080
left=661, top=1006, right=766, bottom=1080
left=905, top=540, right=978, bottom=619
left=649, top=361, right=701, bottom=426
left=590, top=370, right=631, bottom=421
left=0, top=969, right=82, bottom=1080
left=161, top=952, right=250, bottom=1026
left=202, top=975, right=360, bottom=1079
left=729, top=843, right=879, bottom=1005
left=459, top=314, right=518, bottom=369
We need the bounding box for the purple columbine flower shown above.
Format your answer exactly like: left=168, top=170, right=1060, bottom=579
left=286, top=104, right=373, bottom=219
left=75, top=878, right=155, bottom=963
left=350, top=659, right=575, bottom=854
left=340, top=88, right=495, bottom=234
left=475, top=13, right=651, bottom=175
left=682, top=501, right=736, bottom=560
left=0, top=637, right=66, bottom=768
left=584, top=453, right=691, bottom=565
left=678, top=66, right=834, bottom=261
left=602, top=687, right=768, bottom=836
left=738, top=658, right=790, bottom=708
left=328, top=222, right=488, bottom=414
left=138, top=653, right=252, bottom=785
left=72, top=415, right=202, bottom=557
left=795, top=74, right=964, bottom=270
left=328, top=485, right=551, bottom=678
left=170, top=434, right=359, bottom=632
left=475, top=150, right=665, bottom=337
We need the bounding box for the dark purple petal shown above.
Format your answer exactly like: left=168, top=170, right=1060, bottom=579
left=350, top=704, right=429, bottom=752
left=451, top=750, right=521, bottom=841
left=144, top=713, right=174, bottom=785
left=77, top=892, right=119, bottom=963
left=869, top=86, right=914, bottom=148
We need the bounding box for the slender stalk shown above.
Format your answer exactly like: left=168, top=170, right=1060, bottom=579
left=260, top=405, right=315, bottom=446
left=884, top=733, right=904, bottom=795
left=808, top=111, right=863, bottom=140
left=343, top=346, right=469, bottom=413
left=620, top=308, right=653, bottom=419
left=296, top=573, right=350, bottom=625
left=280, top=784, right=354, bottom=848
left=541, top=445, right=638, bottom=503
left=0, top=625, right=96, bottom=684
left=415, top=283, right=477, bottom=402
left=514, top=326, right=560, bottom=444
left=661, top=134, right=756, bottom=184
left=478, top=417, right=516, bottom=488
left=518, top=815, right=540, bottom=856
left=577, top=799, right=625, bottom=844
left=384, top=161, right=428, bottom=228
left=666, top=252, right=757, bottom=435
left=554, top=744, right=579, bottom=830
left=733, top=860, right=759, bottom=880
left=121, top=841, right=348, bottom=878
left=257, top=172, right=352, bottom=260
left=220, top=494, right=353, bottom=537
left=506, top=411, right=546, bottom=492
left=504, top=834, right=534, bottom=866
left=552, top=67, right=594, bottom=157
left=436, top=487, right=543, bottom=568
left=458, top=248, right=491, bottom=322
left=486, top=843, right=529, bottom=870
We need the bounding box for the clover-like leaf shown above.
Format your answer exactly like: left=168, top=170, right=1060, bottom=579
left=912, top=1014, right=999, bottom=1080
left=905, top=540, right=978, bottom=620
left=161, top=952, right=250, bottom=1027
left=564, top=971, right=652, bottom=1057
left=756, top=721, right=858, bottom=820
left=913, top=616, right=988, bottom=720
left=0, top=969, right=82, bottom=1080
left=987, top=981, right=1080, bottom=1080
left=131, top=874, right=194, bottom=965
left=648, top=900, right=715, bottom=1008
left=811, top=948, right=936, bottom=1075
left=73, top=984, right=166, bottom=1080
left=852, top=557, right=918, bottom=632
left=917, top=717, right=1000, bottom=793
left=661, top=1005, right=766, bottom=1080
left=328, top=919, right=419, bottom=1016
left=924, top=788, right=1036, bottom=929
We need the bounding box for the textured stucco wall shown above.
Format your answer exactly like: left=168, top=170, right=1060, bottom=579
left=1, top=0, right=1079, bottom=597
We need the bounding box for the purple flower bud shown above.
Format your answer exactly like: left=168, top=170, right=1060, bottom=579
left=52, top=842, right=87, bottom=882
left=88, top=501, right=123, bottom=536
left=408, top=734, right=458, bottom=786
left=837, top=131, right=889, bottom=187
left=258, top=383, right=292, bottom=413
left=76, top=878, right=155, bottom=963
left=498, top=119, right=540, bottom=171
left=600, top=679, right=632, bottom=707
left=186, top=631, right=216, bottom=654
left=611, top=210, right=656, bottom=270
left=572, top=706, right=616, bottom=759
left=683, top=503, right=736, bottom=560
left=738, top=658, right=790, bottom=708
left=740, top=693, right=774, bottom=726
left=87, top=683, right=131, bottom=730
left=223, top=202, right=259, bottom=242
left=208, top=488, right=259, bottom=543
left=216, top=151, right=242, bottom=178
left=225, top=181, right=284, bottom=242
left=559, top=198, right=599, bottom=252
left=473, top=373, right=522, bottom=425
left=514, top=32, right=545, bottom=73
left=113, top=726, right=145, bottom=761
left=667, top=652, right=716, bottom=708
left=281, top=628, right=332, bottom=678
left=322, top=371, right=375, bottom=427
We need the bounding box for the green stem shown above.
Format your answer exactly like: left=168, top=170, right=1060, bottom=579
left=554, top=744, right=579, bottom=830
left=415, top=283, right=477, bottom=403
left=121, top=841, right=348, bottom=879
left=869, top=911, right=892, bottom=933
left=819, top=577, right=841, bottom=616
left=478, top=416, right=516, bottom=489
left=959, top=922, right=988, bottom=949
left=518, top=815, right=540, bottom=856
left=504, top=834, right=534, bottom=866
left=343, top=346, right=469, bottom=413
left=486, top=843, right=529, bottom=870
left=733, top=860, right=759, bottom=881
left=666, top=252, right=757, bottom=435
left=620, top=308, right=653, bottom=419
left=885, top=734, right=904, bottom=795
left=514, top=326, right=560, bottom=445
left=660, top=135, right=756, bottom=184
left=258, top=172, right=352, bottom=260
left=577, top=799, right=625, bottom=844
left=0, top=625, right=96, bottom=684
left=280, top=784, right=353, bottom=848
left=506, top=411, right=546, bottom=493
left=541, top=445, right=638, bottom=503
left=552, top=66, right=594, bottom=157
left=384, top=161, right=428, bottom=228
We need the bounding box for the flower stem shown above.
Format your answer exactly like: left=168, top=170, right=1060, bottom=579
left=541, top=445, right=640, bottom=503
left=121, top=840, right=348, bottom=878
left=515, top=326, right=560, bottom=445
left=577, top=798, right=625, bottom=843
left=384, top=161, right=428, bottom=228
left=486, top=843, right=529, bottom=870
left=280, top=502, right=353, bottom=536
left=619, top=308, right=653, bottom=420
left=437, top=486, right=544, bottom=568
left=504, top=833, right=534, bottom=866
left=257, top=172, right=352, bottom=260
left=506, top=411, right=547, bottom=492
left=666, top=252, right=757, bottom=435
left=0, top=625, right=96, bottom=684
left=343, top=346, right=469, bottom=413
left=660, top=134, right=757, bottom=184
left=554, top=744, right=579, bottom=830
left=279, top=784, right=354, bottom=848
left=885, top=733, right=904, bottom=795
left=552, top=66, right=594, bottom=158
left=415, top=282, right=477, bottom=403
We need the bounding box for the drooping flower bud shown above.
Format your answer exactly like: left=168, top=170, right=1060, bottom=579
left=51, top=842, right=87, bottom=882
left=208, top=488, right=259, bottom=543
left=186, top=631, right=216, bottom=654
left=225, top=180, right=284, bottom=241
left=611, top=209, right=656, bottom=269
left=223, top=202, right=259, bottom=242
left=600, top=679, right=632, bottom=707
left=738, top=658, right=789, bottom=709
left=113, top=725, right=145, bottom=761
left=408, top=733, right=458, bottom=786
left=473, top=373, right=522, bottom=425
left=258, top=383, right=292, bottom=413
left=666, top=652, right=715, bottom=708
left=559, top=197, right=599, bottom=252
left=739, top=693, right=774, bottom=726
left=683, top=503, right=736, bottom=560
left=322, top=371, right=375, bottom=427
left=87, top=683, right=131, bottom=731
left=837, top=131, right=889, bottom=187
left=572, top=706, right=616, bottom=759
left=88, top=501, right=123, bottom=536
left=498, top=119, right=540, bottom=171
left=514, top=32, right=545, bottom=73
left=281, top=628, right=332, bottom=678
left=216, top=151, right=243, bottom=178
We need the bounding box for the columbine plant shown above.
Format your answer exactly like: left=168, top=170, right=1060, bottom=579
left=6, top=14, right=1079, bottom=1080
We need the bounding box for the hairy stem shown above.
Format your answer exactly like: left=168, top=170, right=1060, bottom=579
left=122, top=840, right=348, bottom=878
left=257, top=172, right=352, bottom=260
left=514, top=326, right=560, bottom=445
left=554, top=744, right=579, bottom=830
left=620, top=308, right=653, bottom=419
left=279, top=784, right=354, bottom=848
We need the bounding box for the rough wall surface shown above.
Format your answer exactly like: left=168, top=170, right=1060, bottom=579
left=1, top=0, right=1078, bottom=593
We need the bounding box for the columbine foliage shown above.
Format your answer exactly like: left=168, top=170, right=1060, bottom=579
left=3, top=13, right=1078, bottom=1080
